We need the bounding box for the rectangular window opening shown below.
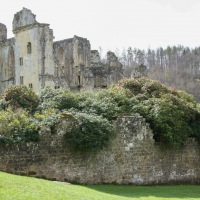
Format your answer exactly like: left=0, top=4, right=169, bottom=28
left=19, top=57, right=23, bottom=66
left=20, top=76, right=24, bottom=85
left=29, top=83, right=33, bottom=88
left=27, top=42, right=32, bottom=54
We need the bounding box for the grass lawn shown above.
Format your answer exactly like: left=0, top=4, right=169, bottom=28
left=0, top=171, right=200, bottom=200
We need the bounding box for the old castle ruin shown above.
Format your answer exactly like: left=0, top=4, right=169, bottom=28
left=0, top=8, right=123, bottom=94
left=1, top=8, right=200, bottom=186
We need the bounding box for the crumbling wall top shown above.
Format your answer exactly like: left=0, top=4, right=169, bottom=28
left=107, top=51, right=118, bottom=62
left=12, top=7, right=37, bottom=31
left=73, top=35, right=91, bottom=49
left=0, top=23, right=7, bottom=42
left=106, top=51, right=123, bottom=70
left=91, top=50, right=100, bottom=63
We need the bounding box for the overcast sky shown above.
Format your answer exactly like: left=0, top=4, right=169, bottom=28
left=1, top=0, right=200, bottom=53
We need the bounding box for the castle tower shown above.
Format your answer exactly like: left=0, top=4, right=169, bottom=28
left=13, top=8, right=54, bottom=93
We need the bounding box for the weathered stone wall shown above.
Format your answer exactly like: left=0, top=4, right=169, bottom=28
left=0, top=38, right=15, bottom=94
left=53, top=36, right=91, bottom=90
left=53, top=38, right=74, bottom=88
left=106, top=51, right=123, bottom=86
left=0, top=114, right=199, bottom=185
left=90, top=50, right=123, bottom=88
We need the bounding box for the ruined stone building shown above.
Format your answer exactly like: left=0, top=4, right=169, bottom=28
left=0, top=8, right=123, bottom=94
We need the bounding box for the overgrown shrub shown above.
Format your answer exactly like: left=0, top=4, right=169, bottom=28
left=34, top=108, right=60, bottom=134
left=119, top=77, right=170, bottom=98
left=117, top=78, right=200, bottom=147
left=3, top=85, right=40, bottom=112
left=132, top=97, right=193, bottom=147
left=53, top=92, right=80, bottom=110
left=0, top=108, right=40, bottom=144
left=38, top=78, right=200, bottom=148
left=119, top=78, right=142, bottom=95
left=18, top=118, right=40, bottom=142
left=0, top=99, right=8, bottom=110
left=65, top=112, right=113, bottom=151
left=1, top=78, right=200, bottom=149
left=40, top=86, right=63, bottom=102
left=77, top=91, right=120, bottom=120
left=107, top=86, right=138, bottom=113
left=189, top=104, right=200, bottom=140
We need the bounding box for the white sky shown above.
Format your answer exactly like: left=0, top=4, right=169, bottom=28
left=1, top=0, right=200, bottom=53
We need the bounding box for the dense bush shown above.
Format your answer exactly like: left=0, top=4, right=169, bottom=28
left=65, top=112, right=113, bottom=151
left=116, top=78, right=200, bottom=147
left=0, top=99, right=8, bottom=110
left=39, top=87, right=63, bottom=103
left=119, top=77, right=170, bottom=98
left=0, top=108, right=40, bottom=145
left=40, top=90, right=122, bottom=120
left=54, top=92, right=80, bottom=110
left=1, top=78, right=200, bottom=149
left=77, top=91, right=120, bottom=120
left=3, top=85, right=40, bottom=112
left=132, top=97, right=192, bottom=147
left=37, top=78, right=200, bottom=148
left=34, top=108, right=60, bottom=134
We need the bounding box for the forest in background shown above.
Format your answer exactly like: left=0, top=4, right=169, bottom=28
left=100, top=45, right=200, bottom=101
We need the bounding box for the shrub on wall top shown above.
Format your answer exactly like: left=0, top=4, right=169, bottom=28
left=1, top=78, right=200, bottom=149
left=115, top=78, right=200, bottom=147
left=0, top=108, right=40, bottom=145
left=65, top=112, right=113, bottom=151
left=3, top=85, right=40, bottom=112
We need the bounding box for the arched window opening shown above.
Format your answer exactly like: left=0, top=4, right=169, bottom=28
left=27, top=42, right=32, bottom=54
left=58, top=47, right=64, bottom=65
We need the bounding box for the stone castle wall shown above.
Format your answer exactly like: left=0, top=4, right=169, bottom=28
left=0, top=114, right=200, bottom=185
left=0, top=37, right=15, bottom=94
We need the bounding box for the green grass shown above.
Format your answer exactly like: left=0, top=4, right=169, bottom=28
left=0, top=171, right=200, bottom=200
